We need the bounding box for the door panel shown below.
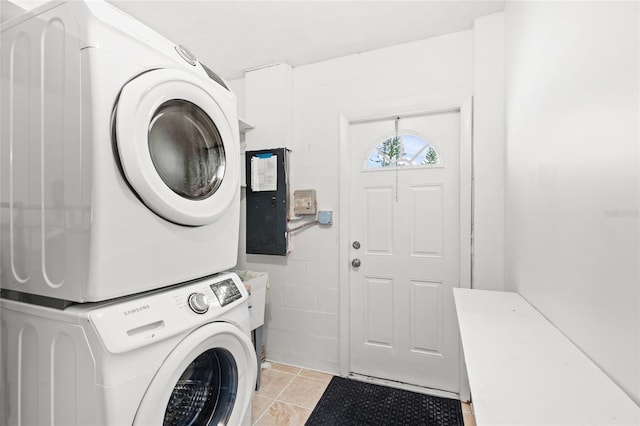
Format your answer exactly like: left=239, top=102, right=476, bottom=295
left=410, top=185, right=444, bottom=257
left=410, top=280, right=442, bottom=355
left=364, top=277, right=394, bottom=347
left=365, top=187, right=394, bottom=254
left=349, top=111, right=461, bottom=393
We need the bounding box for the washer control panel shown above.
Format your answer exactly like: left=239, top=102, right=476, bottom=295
left=187, top=292, right=209, bottom=314
left=210, top=278, right=242, bottom=307
left=88, top=272, right=247, bottom=354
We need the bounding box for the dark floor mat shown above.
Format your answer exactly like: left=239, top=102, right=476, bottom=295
left=305, top=377, right=464, bottom=426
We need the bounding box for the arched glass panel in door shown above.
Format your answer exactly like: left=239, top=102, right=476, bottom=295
left=365, top=134, right=441, bottom=169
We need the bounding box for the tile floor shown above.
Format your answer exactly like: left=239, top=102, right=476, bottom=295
left=461, top=401, right=476, bottom=426
left=251, top=362, right=476, bottom=426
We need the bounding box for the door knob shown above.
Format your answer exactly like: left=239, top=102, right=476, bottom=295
left=351, top=258, right=361, bottom=267
left=352, top=241, right=361, bottom=249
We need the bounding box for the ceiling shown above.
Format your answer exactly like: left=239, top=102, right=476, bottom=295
left=4, top=1, right=504, bottom=80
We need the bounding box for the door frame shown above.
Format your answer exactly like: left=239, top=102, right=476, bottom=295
left=338, top=98, right=473, bottom=400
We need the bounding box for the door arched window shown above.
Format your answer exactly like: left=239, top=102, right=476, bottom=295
left=365, top=134, right=441, bottom=170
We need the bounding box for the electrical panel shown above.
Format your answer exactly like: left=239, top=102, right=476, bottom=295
left=245, top=148, right=289, bottom=256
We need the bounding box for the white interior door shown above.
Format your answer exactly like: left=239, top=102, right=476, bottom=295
left=348, top=110, right=462, bottom=394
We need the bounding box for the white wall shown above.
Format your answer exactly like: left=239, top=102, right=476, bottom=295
left=2, top=2, right=26, bottom=23
left=235, top=30, right=474, bottom=373
left=473, top=13, right=505, bottom=291
left=227, top=79, right=245, bottom=119
left=504, top=1, right=639, bottom=403
left=244, top=63, right=294, bottom=150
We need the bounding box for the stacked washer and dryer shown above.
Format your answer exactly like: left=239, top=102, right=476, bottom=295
left=0, top=1, right=256, bottom=425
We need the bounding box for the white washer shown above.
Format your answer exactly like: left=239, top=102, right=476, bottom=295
left=0, top=272, right=257, bottom=425
left=0, top=1, right=241, bottom=303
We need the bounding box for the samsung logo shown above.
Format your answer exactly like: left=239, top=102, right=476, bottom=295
left=123, top=304, right=150, bottom=316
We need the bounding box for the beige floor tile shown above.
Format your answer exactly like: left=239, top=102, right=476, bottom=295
left=463, top=410, right=477, bottom=426
left=270, top=362, right=301, bottom=375
left=461, top=401, right=472, bottom=413
left=251, top=394, right=274, bottom=424
left=277, top=376, right=329, bottom=409
left=255, top=401, right=311, bottom=426
left=298, top=369, right=333, bottom=383
left=256, top=369, right=296, bottom=399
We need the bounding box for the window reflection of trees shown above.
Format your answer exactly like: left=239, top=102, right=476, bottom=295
left=365, top=134, right=440, bottom=170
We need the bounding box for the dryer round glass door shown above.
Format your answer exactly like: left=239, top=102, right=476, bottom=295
left=116, top=69, right=239, bottom=226
left=148, top=100, right=225, bottom=201
left=134, top=323, right=257, bottom=426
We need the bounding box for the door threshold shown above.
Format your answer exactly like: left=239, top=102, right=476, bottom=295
left=348, top=373, right=460, bottom=400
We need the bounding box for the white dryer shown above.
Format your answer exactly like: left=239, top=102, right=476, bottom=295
left=0, top=272, right=257, bottom=425
left=0, top=1, right=241, bottom=304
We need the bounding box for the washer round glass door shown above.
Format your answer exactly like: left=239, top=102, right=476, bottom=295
left=116, top=69, right=239, bottom=226
left=134, top=323, right=257, bottom=426
left=164, top=348, right=237, bottom=425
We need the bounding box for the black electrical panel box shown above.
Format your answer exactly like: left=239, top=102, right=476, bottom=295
left=245, top=148, right=289, bottom=255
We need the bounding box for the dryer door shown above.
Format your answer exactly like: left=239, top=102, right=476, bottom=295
left=134, top=323, right=257, bottom=426
left=116, top=69, right=239, bottom=226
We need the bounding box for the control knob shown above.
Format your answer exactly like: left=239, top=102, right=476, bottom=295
left=188, top=292, right=209, bottom=314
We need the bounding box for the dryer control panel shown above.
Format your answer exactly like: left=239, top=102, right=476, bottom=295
left=87, top=273, right=248, bottom=354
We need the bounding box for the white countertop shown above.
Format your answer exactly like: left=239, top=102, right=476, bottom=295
left=453, top=288, right=640, bottom=426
